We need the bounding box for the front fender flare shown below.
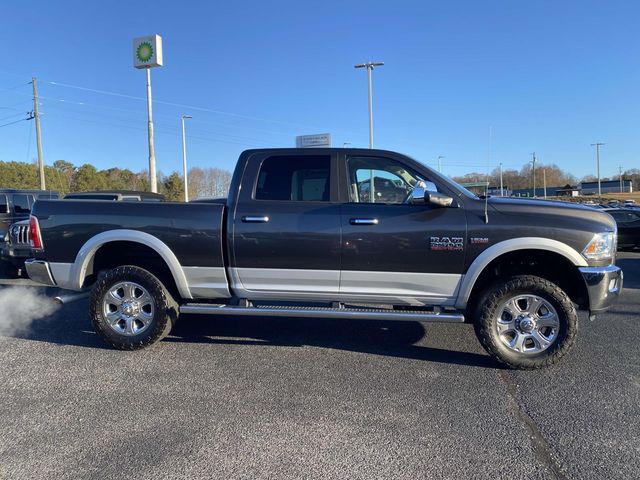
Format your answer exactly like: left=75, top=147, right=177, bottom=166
left=454, top=237, right=587, bottom=309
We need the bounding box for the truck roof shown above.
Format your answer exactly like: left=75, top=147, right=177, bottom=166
left=241, top=147, right=402, bottom=156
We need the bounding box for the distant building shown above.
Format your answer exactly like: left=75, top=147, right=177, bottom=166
left=487, top=186, right=511, bottom=196
left=555, top=185, right=580, bottom=197
left=510, top=187, right=558, bottom=198
left=580, top=179, right=632, bottom=195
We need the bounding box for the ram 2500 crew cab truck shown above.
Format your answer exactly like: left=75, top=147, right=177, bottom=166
left=25, top=148, right=622, bottom=369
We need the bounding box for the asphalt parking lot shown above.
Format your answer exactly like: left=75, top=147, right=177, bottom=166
left=0, top=254, right=638, bottom=480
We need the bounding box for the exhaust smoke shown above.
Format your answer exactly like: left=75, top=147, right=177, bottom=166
left=0, top=286, right=60, bottom=336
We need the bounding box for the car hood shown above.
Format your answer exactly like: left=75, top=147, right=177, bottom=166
left=487, top=197, right=616, bottom=231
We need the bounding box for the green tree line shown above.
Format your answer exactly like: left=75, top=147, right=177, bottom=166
left=0, top=160, right=232, bottom=202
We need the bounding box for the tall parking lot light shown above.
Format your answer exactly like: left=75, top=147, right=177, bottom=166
left=591, top=143, right=604, bottom=199
left=354, top=62, right=384, bottom=148
left=181, top=114, right=192, bottom=202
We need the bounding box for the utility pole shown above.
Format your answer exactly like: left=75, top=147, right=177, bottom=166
left=181, top=114, right=192, bottom=202
left=543, top=168, right=547, bottom=199
left=591, top=143, right=604, bottom=199
left=146, top=69, right=157, bottom=192
left=437, top=155, right=445, bottom=173
left=499, top=162, right=504, bottom=196
left=354, top=61, right=384, bottom=148
left=531, top=152, right=536, bottom=198
left=31, top=77, right=45, bottom=190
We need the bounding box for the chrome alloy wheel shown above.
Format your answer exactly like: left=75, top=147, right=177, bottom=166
left=495, top=294, right=560, bottom=354
left=102, top=282, right=155, bottom=336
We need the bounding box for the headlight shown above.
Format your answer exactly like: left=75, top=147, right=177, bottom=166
left=582, top=232, right=615, bottom=261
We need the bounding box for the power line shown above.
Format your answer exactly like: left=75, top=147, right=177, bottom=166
left=47, top=80, right=348, bottom=132
left=0, top=116, right=32, bottom=128
left=0, top=111, right=26, bottom=122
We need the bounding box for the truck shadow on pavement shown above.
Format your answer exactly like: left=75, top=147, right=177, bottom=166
left=14, top=301, right=501, bottom=369
left=167, top=314, right=502, bottom=369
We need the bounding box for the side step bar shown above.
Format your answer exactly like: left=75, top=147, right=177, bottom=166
left=179, top=304, right=465, bottom=323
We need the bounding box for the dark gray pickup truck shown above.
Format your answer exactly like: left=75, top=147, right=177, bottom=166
left=26, top=148, right=622, bottom=369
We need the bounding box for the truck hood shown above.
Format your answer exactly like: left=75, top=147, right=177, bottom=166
left=487, top=197, right=616, bottom=231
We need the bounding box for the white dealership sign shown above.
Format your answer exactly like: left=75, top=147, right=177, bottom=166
left=296, top=133, right=331, bottom=148
left=133, top=34, right=163, bottom=69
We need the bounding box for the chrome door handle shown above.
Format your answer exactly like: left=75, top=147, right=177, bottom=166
left=241, top=216, right=270, bottom=223
left=350, top=218, right=379, bottom=225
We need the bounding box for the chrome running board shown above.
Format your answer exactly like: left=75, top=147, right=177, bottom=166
left=179, top=303, right=465, bottom=323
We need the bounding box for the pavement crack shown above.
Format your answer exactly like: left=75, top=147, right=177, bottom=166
left=499, top=370, right=568, bottom=480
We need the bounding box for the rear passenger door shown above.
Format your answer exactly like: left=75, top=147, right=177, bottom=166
left=231, top=152, right=342, bottom=296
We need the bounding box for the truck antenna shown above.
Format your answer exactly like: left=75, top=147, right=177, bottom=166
left=484, top=175, right=489, bottom=224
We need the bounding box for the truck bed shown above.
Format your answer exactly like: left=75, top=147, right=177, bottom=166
left=32, top=199, right=228, bottom=298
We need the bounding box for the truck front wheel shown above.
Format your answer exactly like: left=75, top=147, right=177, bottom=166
left=90, top=265, right=177, bottom=350
left=474, top=275, right=578, bottom=369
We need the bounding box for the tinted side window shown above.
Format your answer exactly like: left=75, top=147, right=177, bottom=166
left=255, top=155, right=330, bottom=202
left=0, top=194, right=8, bottom=214
left=12, top=194, right=31, bottom=214
left=347, top=156, right=435, bottom=204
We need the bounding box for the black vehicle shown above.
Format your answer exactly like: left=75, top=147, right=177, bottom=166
left=604, top=208, right=640, bottom=250
left=63, top=190, right=165, bottom=202
left=0, top=189, right=58, bottom=239
left=25, top=149, right=622, bottom=369
left=0, top=189, right=58, bottom=274
left=1, top=190, right=162, bottom=276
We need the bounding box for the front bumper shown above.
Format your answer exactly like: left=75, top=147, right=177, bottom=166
left=579, top=265, right=623, bottom=314
left=0, top=244, right=33, bottom=267
left=24, top=259, right=57, bottom=286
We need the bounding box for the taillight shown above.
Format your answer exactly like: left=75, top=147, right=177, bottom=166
left=29, top=216, right=43, bottom=250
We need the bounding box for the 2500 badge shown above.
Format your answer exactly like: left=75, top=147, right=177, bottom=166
left=429, top=236, right=464, bottom=251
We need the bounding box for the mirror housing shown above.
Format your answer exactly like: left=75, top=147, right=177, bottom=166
left=410, top=183, right=454, bottom=207
left=410, top=186, right=426, bottom=205
left=426, top=191, right=454, bottom=207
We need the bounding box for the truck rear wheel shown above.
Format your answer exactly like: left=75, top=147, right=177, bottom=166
left=90, top=265, right=177, bottom=350
left=474, top=275, right=578, bottom=369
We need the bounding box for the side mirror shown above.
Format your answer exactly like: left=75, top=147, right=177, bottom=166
left=426, top=191, right=454, bottom=207
left=410, top=186, right=426, bottom=205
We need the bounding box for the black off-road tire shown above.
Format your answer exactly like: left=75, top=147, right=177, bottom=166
left=90, top=265, right=178, bottom=350
left=474, top=275, right=578, bottom=370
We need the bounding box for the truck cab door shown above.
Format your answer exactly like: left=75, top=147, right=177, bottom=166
left=230, top=151, right=341, bottom=299
left=339, top=153, right=467, bottom=305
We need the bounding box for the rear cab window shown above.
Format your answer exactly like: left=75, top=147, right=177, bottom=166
left=255, top=155, right=331, bottom=202
left=0, top=194, right=8, bottom=214
left=12, top=194, right=33, bottom=214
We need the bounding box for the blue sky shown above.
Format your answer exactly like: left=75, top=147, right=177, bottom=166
left=0, top=0, right=638, bottom=180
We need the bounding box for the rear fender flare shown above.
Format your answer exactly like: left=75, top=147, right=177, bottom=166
left=71, top=229, right=192, bottom=299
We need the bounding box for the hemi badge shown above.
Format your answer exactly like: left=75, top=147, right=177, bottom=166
left=470, top=237, right=489, bottom=245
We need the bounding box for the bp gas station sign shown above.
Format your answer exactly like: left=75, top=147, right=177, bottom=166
left=133, top=35, right=163, bottom=69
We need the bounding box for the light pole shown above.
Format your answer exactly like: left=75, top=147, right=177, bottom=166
left=499, top=162, right=504, bottom=196
left=181, top=114, right=192, bottom=202
left=437, top=155, right=445, bottom=173
left=591, top=143, right=604, bottom=199
left=531, top=152, right=537, bottom=198
left=354, top=61, right=384, bottom=148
